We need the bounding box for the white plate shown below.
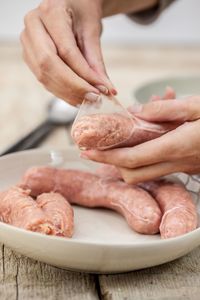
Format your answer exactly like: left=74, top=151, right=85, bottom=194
left=0, top=147, right=200, bottom=274
left=134, top=75, right=200, bottom=103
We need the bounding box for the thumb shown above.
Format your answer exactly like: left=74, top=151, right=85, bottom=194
left=162, top=86, right=176, bottom=100
left=129, top=97, right=200, bottom=122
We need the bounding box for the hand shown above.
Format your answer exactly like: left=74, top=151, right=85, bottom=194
left=20, top=0, right=116, bottom=106
left=81, top=95, right=200, bottom=184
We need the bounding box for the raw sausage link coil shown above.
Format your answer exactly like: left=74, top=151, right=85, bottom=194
left=20, top=167, right=162, bottom=235
left=96, top=165, right=198, bottom=238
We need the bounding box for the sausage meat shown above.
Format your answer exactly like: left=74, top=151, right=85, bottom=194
left=96, top=165, right=198, bottom=238
left=141, top=180, right=198, bottom=239
left=71, top=113, right=178, bottom=150
left=20, top=167, right=162, bottom=235
left=0, top=186, right=74, bottom=237
left=0, top=186, right=53, bottom=234
left=36, top=192, right=74, bottom=237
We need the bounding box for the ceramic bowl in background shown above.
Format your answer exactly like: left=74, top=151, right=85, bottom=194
left=134, top=75, right=200, bottom=104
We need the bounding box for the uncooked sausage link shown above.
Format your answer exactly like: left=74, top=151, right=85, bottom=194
left=20, top=167, right=162, bottom=235
left=36, top=192, right=74, bottom=237
left=96, top=165, right=198, bottom=238
left=71, top=113, right=178, bottom=150
left=0, top=186, right=74, bottom=237
left=140, top=180, right=198, bottom=239
left=0, top=186, right=53, bottom=234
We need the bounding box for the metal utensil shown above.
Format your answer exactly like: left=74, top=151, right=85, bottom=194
left=1, top=98, right=78, bottom=155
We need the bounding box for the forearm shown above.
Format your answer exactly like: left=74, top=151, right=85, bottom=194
left=102, top=0, right=158, bottom=17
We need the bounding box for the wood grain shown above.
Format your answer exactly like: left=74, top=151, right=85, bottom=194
left=99, top=247, right=200, bottom=300
left=0, top=246, right=98, bottom=300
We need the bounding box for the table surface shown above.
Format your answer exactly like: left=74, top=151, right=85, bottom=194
left=1, top=43, right=200, bottom=300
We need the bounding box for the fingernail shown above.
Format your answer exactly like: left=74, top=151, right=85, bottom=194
left=96, top=85, right=109, bottom=95
left=80, top=153, right=89, bottom=160
left=111, top=88, right=117, bottom=95
left=129, top=104, right=142, bottom=114
left=85, top=92, right=100, bottom=102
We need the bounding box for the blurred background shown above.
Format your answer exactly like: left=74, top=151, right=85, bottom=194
left=0, top=0, right=200, bottom=44
left=0, top=0, right=200, bottom=152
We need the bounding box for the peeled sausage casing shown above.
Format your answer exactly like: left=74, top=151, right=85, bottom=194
left=71, top=113, right=178, bottom=150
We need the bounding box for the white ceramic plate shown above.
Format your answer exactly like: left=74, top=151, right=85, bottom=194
left=0, top=147, right=200, bottom=274
left=134, top=75, right=200, bottom=103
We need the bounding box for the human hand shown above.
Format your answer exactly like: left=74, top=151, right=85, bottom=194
left=20, top=0, right=116, bottom=106
left=81, top=95, right=200, bottom=184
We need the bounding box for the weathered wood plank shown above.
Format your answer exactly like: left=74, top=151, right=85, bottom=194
left=0, top=245, right=99, bottom=300
left=99, top=246, right=200, bottom=300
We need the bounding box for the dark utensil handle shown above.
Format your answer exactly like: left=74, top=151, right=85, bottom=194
left=1, top=120, right=56, bottom=156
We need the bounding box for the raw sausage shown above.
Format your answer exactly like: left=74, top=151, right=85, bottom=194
left=96, top=165, right=198, bottom=238
left=140, top=180, right=198, bottom=239
left=37, top=192, right=74, bottom=237
left=71, top=113, right=178, bottom=150
left=0, top=186, right=74, bottom=237
left=21, top=166, right=161, bottom=234
left=0, top=186, right=53, bottom=234
left=20, top=167, right=162, bottom=235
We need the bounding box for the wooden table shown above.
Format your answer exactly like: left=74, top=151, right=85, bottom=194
left=1, top=43, right=200, bottom=300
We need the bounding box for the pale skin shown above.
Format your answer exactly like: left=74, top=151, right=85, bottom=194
left=82, top=95, right=200, bottom=183
left=21, top=0, right=157, bottom=105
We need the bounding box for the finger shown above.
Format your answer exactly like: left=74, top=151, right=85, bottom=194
left=120, top=161, right=183, bottom=185
left=162, top=86, right=176, bottom=100
left=150, top=95, right=161, bottom=102
left=129, top=97, right=200, bottom=122
left=23, top=10, right=99, bottom=105
left=149, top=87, right=175, bottom=102
left=38, top=4, right=110, bottom=94
left=21, top=26, right=59, bottom=87
left=79, top=19, right=117, bottom=95
left=130, top=86, right=176, bottom=114
left=20, top=30, right=39, bottom=73
left=80, top=133, right=175, bottom=168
